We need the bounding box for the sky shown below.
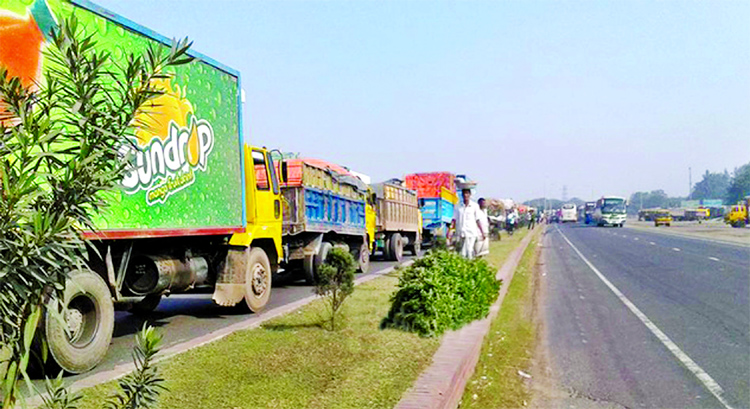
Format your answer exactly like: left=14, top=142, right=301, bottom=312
left=94, top=0, right=750, bottom=202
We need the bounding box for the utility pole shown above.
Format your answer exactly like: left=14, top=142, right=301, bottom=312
left=688, top=167, right=692, bottom=200
left=562, top=185, right=568, bottom=202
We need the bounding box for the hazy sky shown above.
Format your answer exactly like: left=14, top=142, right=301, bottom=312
left=95, top=0, right=749, bottom=202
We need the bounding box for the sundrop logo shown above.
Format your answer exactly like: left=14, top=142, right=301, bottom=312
left=120, top=78, right=215, bottom=205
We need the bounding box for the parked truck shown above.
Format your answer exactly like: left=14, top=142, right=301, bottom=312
left=1, top=0, right=283, bottom=374
left=278, top=158, right=370, bottom=283
left=369, top=180, right=422, bottom=262
left=725, top=197, right=750, bottom=228
left=405, top=172, right=458, bottom=245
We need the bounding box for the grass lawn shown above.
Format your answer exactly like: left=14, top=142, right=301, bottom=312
left=460, top=227, right=541, bottom=408
left=72, top=230, right=532, bottom=409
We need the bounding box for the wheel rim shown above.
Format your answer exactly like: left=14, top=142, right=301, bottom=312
left=65, top=294, right=99, bottom=348
left=360, top=246, right=369, bottom=268
left=251, top=262, right=268, bottom=297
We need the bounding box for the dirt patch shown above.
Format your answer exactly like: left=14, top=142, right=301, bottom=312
left=627, top=219, right=750, bottom=246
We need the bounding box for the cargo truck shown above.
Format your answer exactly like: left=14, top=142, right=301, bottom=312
left=1, top=0, right=282, bottom=374
left=725, top=196, right=750, bottom=228
left=405, top=172, right=458, bottom=244
left=278, top=158, right=370, bottom=284
left=369, top=180, right=422, bottom=262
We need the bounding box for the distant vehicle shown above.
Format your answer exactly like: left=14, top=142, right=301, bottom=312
left=584, top=202, right=596, bottom=224
left=593, top=196, right=627, bottom=227
left=654, top=212, right=672, bottom=227
left=725, top=197, right=750, bottom=228
left=561, top=203, right=578, bottom=223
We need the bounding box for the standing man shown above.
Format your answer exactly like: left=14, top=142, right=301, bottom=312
left=527, top=209, right=536, bottom=229
left=475, top=198, right=491, bottom=257
left=452, top=188, right=485, bottom=259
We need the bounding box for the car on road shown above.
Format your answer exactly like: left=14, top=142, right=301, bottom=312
left=654, top=212, right=672, bottom=227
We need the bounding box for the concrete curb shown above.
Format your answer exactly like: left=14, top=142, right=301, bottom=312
left=27, top=260, right=413, bottom=406
left=395, top=227, right=540, bottom=409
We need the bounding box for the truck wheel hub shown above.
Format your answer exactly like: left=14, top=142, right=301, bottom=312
left=251, top=264, right=267, bottom=296
left=65, top=308, right=84, bottom=341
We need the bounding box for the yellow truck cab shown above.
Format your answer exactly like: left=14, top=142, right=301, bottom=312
left=218, top=145, right=284, bottom=310
left=654, top=212, right=672, bottom=227
left=725, top=200, right=749, bottom=228
left=366, top=188, right=378, bottom=252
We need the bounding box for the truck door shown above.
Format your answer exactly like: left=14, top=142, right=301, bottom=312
left=251, top=149, right=282, bottom=227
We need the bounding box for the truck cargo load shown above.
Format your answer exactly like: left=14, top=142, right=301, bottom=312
left=369, top=181, right=421, bottom=262
left=405, top=172, right=456, bottom=198
left=405, top=172, right=459, bottom=243
left=279, top=158, right=370, bottom=283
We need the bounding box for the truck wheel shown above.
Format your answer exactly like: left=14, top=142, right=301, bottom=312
left=304, top=242, right=332, bottom=284
left=383, top=236, right=392, bottom=261
left=389, top=233, right=404, bottom=263
left=411, top=239, right=421, bottom=256
left=352, top=243, right=370, bottom=273
left=44, top=269, right=114, bottom=374
left=245, top=248, right=272, bottom=312
left=129, top=294, right=161, bottom=315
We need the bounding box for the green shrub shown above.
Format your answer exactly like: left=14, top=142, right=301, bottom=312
left=381, top=250, right=501, bottom=337
left=314, top=247, right=356, bottom=331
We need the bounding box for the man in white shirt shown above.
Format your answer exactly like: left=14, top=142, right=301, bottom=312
left=451, top=189, right=485, bottom=259
left=475, top=198, right=491, bottom=257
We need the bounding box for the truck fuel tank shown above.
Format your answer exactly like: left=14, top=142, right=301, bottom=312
left=125, top=254, right=209, bottom=296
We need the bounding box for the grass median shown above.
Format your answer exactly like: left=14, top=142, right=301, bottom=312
left=72, top=230, right=530, bottom=409
left=460, top=227, right=541, bottom=408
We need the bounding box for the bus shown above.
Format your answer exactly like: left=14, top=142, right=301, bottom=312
left=593, top=196, right=627, bottom=227
left=561, top=203, right=578, bottom=223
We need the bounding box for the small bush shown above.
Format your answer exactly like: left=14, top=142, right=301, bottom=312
left=432, top=236, right=448, bottom=250
left=315, top=247, right=356, bottom=331
left=381, top=250, right=501, bottom=337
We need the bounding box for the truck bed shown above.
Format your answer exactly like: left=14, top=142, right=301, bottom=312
left=372, top=182, right=419, bottom=233
left=281, top=159, right=367, bottom=237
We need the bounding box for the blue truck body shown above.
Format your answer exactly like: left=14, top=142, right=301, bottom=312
left=283, top=186, right=366, bottom=236
left=419, top=197, right=454, bottom=236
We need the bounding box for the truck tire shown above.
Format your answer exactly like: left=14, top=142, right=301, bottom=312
left=389, top=233, right=404, bottom=263
left=43, top=269, right=114, bottom=374
left=304, top=242, right=332, bottom=284
left=383, top=236, right=392, bottom=261
left=410, top=239, right=421, bottom=256
left=245, top=248, right=272, bottom=312
left=352, top=242, right=370, bottom=273
left=129, top=294, right=161, bottom=315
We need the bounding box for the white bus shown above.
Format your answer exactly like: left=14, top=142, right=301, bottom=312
left=593, top=196, right=627, bottom=227
left=561, top=203, right=578, bottom=223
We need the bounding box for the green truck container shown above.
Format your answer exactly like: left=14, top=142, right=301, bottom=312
left=1, top=0, right=283, bottom=374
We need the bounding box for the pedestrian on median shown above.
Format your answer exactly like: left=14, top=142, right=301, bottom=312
left=527, top=210, right=536, bottom=229
left=475, top=198, right=491, bottom=257
left=451, top=188, right=485, bottom=259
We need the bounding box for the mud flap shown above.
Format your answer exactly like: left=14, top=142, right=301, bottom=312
left=212, top=247, right=247, bottom=307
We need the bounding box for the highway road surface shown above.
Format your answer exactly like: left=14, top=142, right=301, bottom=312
left=30, top=256, right=411, bottom=390
left=542, top=223, right=749, bottom=409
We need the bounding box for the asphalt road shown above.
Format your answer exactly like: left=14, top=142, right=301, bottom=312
left=542, top=223, right=749, bottom=409
left=30, top=255, right=411, bottom=388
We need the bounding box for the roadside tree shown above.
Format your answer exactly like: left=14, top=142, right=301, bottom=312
left=726, top=162, right=750, bottom=205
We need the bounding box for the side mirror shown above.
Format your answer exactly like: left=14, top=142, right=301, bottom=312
left=269, top=149, right=286, bottom=184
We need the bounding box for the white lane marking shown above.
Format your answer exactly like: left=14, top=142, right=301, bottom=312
left=673, top=248, right=681, bottom=252
left=709, top=257, right=720, bottom=262
left=634, top=238, right=639, bottom=241
left=556, top=227, right=734, bottom=409
left=650, top=242, right=656, bottom=245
